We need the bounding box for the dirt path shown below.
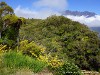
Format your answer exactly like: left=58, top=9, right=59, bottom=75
left=15, top=69, right=53, bottom=75
left=13, top=69, right=100, bottom=75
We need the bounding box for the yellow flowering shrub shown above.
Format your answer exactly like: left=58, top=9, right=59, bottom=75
left=38, top=54, right=49, bottom=63
left=38, top=54, right=63, bottom=68
left=19, top=40, right=46, bottom=58
left=0, top=44, right=7, bottom=55
left=0, top=44, right=7, bottom=63
left=48, top=56, right=63, bottom=68
left=19, top=40, right=63, bottom=68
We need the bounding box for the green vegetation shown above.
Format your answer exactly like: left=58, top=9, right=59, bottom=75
left=19, top=40, right=46, bottom=58
left=0, top=1, right=100, bottom=75
left=20, top=16, right=100, bottom=72
left=0, top=51, right=47, bottom=75
left=0, top=2, right=25, bottom=48
left=52, top=61, right=82, bottom=75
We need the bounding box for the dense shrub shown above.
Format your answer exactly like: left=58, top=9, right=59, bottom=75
left=19, top=40, right=46, bottom=58
left=20, top=15, right=100, bottom=71
left=38, top=54, right=64, bottom=68
left=51, top=61, right=83, bottom=75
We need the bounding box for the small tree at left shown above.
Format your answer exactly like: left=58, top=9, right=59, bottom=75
left=0, top=2, right=25, bottom=48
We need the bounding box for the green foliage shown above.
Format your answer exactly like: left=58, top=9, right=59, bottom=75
left=44, top=15, right=72, bottom=27
left=20, top=15, right=100, bottom=72
left=2, top=14, right=18, bottom=24
left=19, top=40, right=46, bottom=58
left=0, top=51, right=47, bottom=74
left=0, top=24, right=19, bottom=47
left=0, top=39, right=15, bottom=47
left=0, top=2, right=25, bottom=48
left=0, top=2, right=100, bottom=73
left=0, top=2, right=13, bottom=17
left=52, top=61, right=83, bottom=75
left=20, top=17, right=26, bottom=24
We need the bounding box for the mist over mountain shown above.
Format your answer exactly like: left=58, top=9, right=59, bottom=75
left=62, top=10, right=100, bottom=27
left=62, top=10, right=96, bottom=17
left=90, top=27, right=100, bottom=33
left=62, top=10, right=100, bottom=35
left=90, top=27, right=100, bottom=36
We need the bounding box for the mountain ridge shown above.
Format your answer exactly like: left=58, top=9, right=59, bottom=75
left=62, top=10, right=96, bottom=17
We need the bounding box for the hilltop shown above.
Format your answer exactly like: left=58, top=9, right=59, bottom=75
left=20, top=15, right=100, bottom=72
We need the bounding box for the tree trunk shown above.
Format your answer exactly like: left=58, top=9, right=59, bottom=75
left=0, top=31, right=1, bottom=38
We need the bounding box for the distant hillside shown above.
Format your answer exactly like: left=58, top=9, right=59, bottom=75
left=90, top=27, right=100, bottom=32
left=62, top=10, right=96, bottom=17
left=90, top=27, right=100, bottom=36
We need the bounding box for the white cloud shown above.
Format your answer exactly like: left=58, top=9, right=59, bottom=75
left=65, top=15, right=100, bottom=27
left=14, top=6, right=37, bottom=18
left=14, top=6, right=61, bottom=19
left=15, top=6, right=100, bottom=27
left=14, top=0, right=67, bottom=19
left=33, top=0, right=67, bottom=10
left=14, top=0, right=100, bottom=27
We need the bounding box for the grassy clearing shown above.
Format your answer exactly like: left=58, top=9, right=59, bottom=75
left=0, top=51, right=47, bottom=75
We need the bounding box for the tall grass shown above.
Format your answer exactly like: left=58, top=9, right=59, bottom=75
left=0, top=51, right=47, bottom=75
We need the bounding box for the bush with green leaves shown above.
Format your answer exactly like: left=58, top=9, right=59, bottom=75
left=19, top=40, right=46, bottom=58
left=51, top=61, right=83, bottom=75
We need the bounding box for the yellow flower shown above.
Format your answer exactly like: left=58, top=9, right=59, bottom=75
left=32, top=52, right=37, bottom=57
left=48, top=56, right=63, bottom=68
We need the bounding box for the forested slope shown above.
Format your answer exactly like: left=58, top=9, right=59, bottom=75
left=1, top=2, right=100, bottom=75
left=20, top=16, right=100, bottom=71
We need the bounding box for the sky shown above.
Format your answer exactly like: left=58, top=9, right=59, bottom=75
left=1, top=0, right=100, bottom=27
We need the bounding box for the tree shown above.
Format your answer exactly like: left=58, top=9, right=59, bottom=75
left=0, top=2, right=14, bottom=38
left=0, top=2, right=13, bottom=17
left=0, top=2, right=25, bottom=48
